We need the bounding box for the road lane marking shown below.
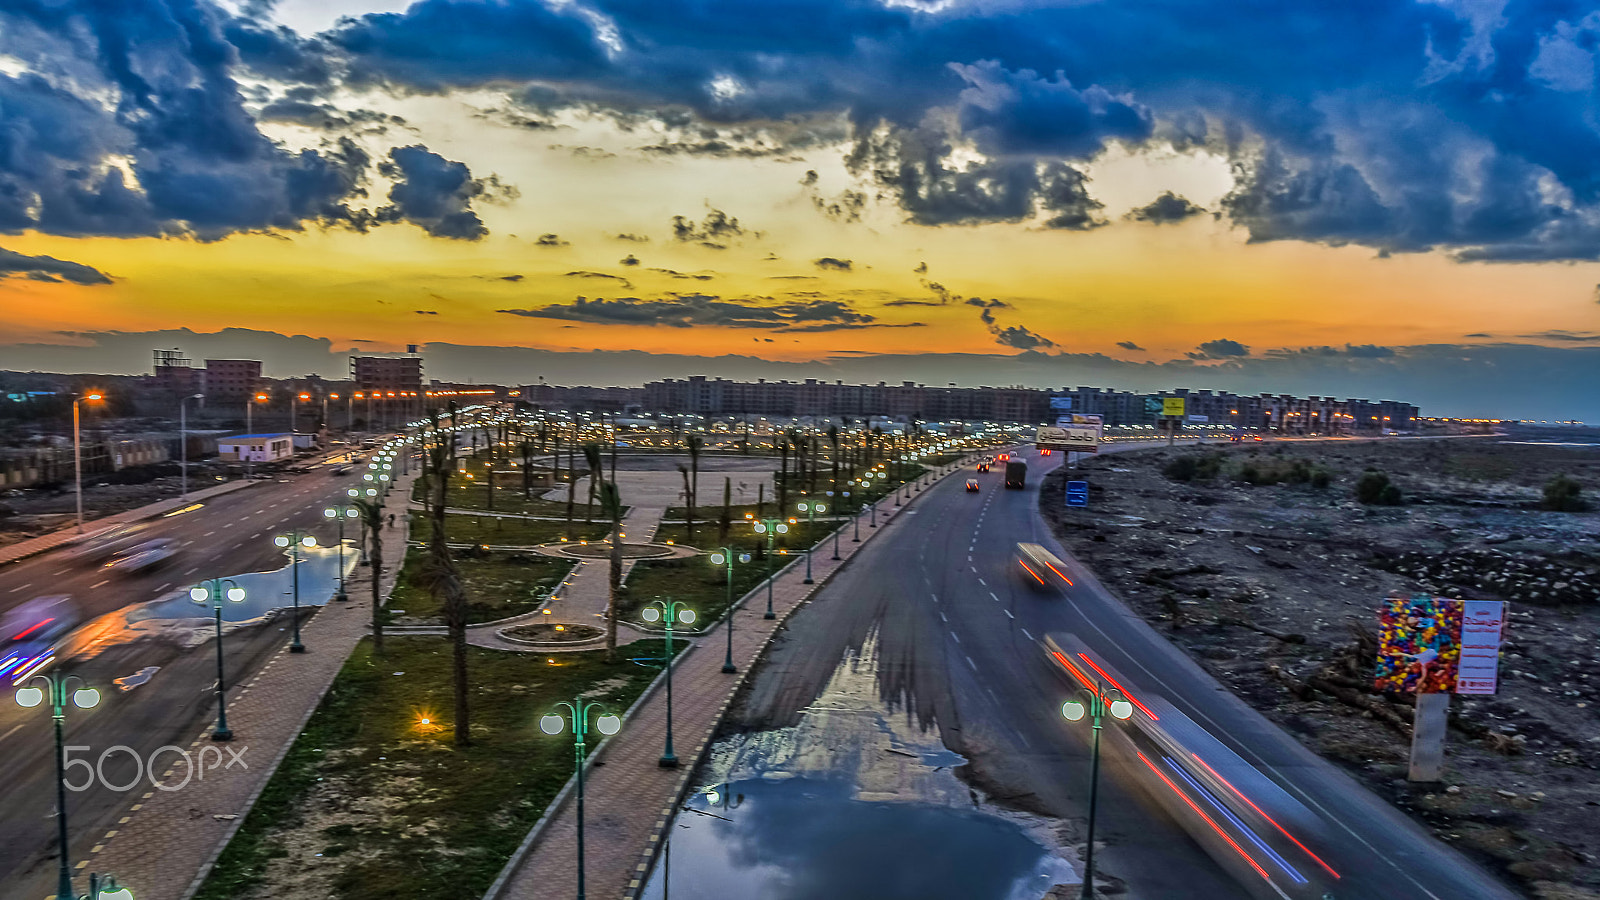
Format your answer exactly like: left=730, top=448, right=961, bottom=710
left=939, top=611, right=948, bottom=623
left=91, top=579, right=108, bottom=589
left=8, top=584, right=29, bottom=593
left=0, top=723, right=22, bottom=744
left=990, top=592, right=1000, bottom=602
left=950, top=631, right=960, bottom=644
left=965, top=655, right=977, bottom=671
left=1004, top=609, right=1014, bottom=619
left=204, top=531, right=215, bottom=537
left=1020, top=628, right=1033, bottom=640
left=156, top=582, right=172, bottom=594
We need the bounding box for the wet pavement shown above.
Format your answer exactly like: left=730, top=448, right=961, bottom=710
left=639, top=630, right=1077, bottom=900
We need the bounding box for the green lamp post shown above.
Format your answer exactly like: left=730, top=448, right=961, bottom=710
left=641, top=599, right=696, bottom=768
left=272, top=530, right=318, bottom=652
left=1062, top=684, right=1133, bottom=900
left=15, top=670, right=101, bottom=900
left=795, top=499, right=827, bottom=583
left=747, top=515, right=790, bottom=619
left=539, top=699, right=622, bottom=900
left=709, top=548, right=752, bottom=673
left=322, top=505, right=360, bottom=601
left=189, top=578, right=245, bottom=740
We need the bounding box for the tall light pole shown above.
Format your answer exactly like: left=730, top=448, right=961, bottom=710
left=248, top=391, right=270, bottom=479
left=293, top=391, right=310, bottom=441
left=709, top=548, right=750, bottom=673
left=1061, top=684, right=1133, bottom=899
left=273, top=530, right=318, bottom=652
left=72, top=390, right=104, bottom=533
left=190, top=578, right=245, bottom=740
left=180, top=392, right=204, bottom=499
left=323, top=505, right=359, bottom=601
left=747, top=515, right=790, bottom=619
left=641, top=599, right=696, bottom=768
left=539, top=700, right=622, bottom=900
left=825, top=491, right=843, bottom=559
left=14, top=669, right=101, bottom=900
left=796, top=500, right=827, bottom=583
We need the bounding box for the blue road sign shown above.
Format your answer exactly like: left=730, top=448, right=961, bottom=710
left=1065, top=480, right=1089, bottom=508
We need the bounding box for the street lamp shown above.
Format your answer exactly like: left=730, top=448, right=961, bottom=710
left=292, top=391, right=310, bottom=436
left=272, top=530, right=318, bottom=652
left=180, top=392, right=204, bottom=499
left=190, top=578, right=246, bottom=740
left=641, top=599, right=695, bottom=768
left=796, top=500, right=827, bottom=583
left=322, top=506, right=360, bottom=601
left=1061, top=685, right=1133, bottom=899
left=539, top=699, right=622, bottom=900
left=83, top=873, right=134, bottom=900
left=72, top=391, right=104, bottom=533
left=747, top=515, right=789, bottom=619
left=15, top=669, right=101, bottom=900
left=709, top=549, right=751, bottom=673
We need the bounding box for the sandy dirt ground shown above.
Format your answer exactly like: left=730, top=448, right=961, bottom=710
left=1042, top=433, right=1600, bottom=899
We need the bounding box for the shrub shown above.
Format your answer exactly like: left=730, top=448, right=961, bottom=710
left=1356, top=470, right=1402, bottom=505
left=1543, top=474, right=1588, bottom=512
left=1310, top=469, right=1332, bottom=490
left=1163, top=456, right=1200, bottom=482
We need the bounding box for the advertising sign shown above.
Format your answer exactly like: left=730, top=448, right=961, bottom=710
left=1144, top=396, right=1164, bottom=416
left=1035, top=416, right=1101, bottom=453
left=1049, top=396, right=1073, bottom=412
left=1456, top=600, right=1507, bottom=695
left=1374, top=596, right=1503, bottom=695
left=1162, top=397, right=1187, bottom=417
left=1187, top=414, right=1209, bottom=423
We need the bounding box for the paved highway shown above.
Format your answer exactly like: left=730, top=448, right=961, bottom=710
left=738, top=444, right=1519, bottom=899
left=0, top=458, right=391, bottom=898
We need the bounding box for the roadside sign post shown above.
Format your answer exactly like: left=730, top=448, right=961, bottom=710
left=1065, top=480, right=1089, bottom=508
left=1161, top=398, right=1186, bottom=446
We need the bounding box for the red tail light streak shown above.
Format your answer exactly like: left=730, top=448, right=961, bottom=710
left=1191, top=753, right=1340, bottom=880
left=1076, top=653, right=1158, bottom=721
left=1138, top=751, right=1270, bottom=881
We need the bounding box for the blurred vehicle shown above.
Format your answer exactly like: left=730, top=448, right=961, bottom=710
left=330, top=464, right=352, bottom=476
left=1252, top=435, right=1265, bottom=442
left=965, top=479, right=980, bottom=492
left=1, top=595, right=80, bottom=684
left=1004, top=459, right=1028, bottom=489
left=1015, top=542, right=1073, bottom=588
left=1230, top=435, right=1242, bottom=443
left=1040, top=448, right=1052, bottom=456
left=69, top=524, right=150, bottom=563
left=977, top=460, right=990, bottom=472
left=105, top=538, right=179, bottom=574
left=998, top=452, right=1011, bottom=461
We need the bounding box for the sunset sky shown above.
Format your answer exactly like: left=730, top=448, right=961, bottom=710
left=2, top=0, right=1598, bottom=418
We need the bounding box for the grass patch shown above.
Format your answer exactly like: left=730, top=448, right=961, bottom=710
left=651, top=518, right=829, bottom=553
left=410, top=512, right=611, bottom=546
left=619, top=554, right=777, bottom=624
left=195, top=636, right=670, bottom=900
left=412, top=481, right=626, bottom=519
left=388, top=550, right=575, bottom=623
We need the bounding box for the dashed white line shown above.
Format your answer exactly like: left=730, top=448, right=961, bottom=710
left=990, top=592, right=1000, bottom=602
left=1004, top=609, right=1014, bottom=619
left=939, top=611, right=948, bottom=623
left=7, top=585, right=28, bottom=593
left=203, top=531, right=215, bottom=537
left=977, top=577, right=986, bottom=586
left=950, top=631, right=961, bottom=645
left=1020, top=628, right=1033, bottom=641
left=90, top=580, right=108, bottom=589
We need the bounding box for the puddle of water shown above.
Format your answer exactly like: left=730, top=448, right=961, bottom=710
left=640, top=630, right=1077, bottom=900
left=113, top=666, right=159, bottom=691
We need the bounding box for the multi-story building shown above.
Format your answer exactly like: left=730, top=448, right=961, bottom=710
left=201, top=359, right=261, bottom=403
left=350, top=356, right=423, bottom=393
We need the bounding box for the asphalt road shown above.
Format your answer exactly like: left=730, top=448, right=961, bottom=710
left=0, top=458, right=395, bottom=899
left=735, top=444, right=1520, bottom=899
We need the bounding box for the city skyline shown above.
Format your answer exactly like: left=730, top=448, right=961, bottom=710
left=2, top=0, right=1598, bottom=419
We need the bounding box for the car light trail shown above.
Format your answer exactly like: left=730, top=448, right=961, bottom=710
left=1168, top=757, right=1307, bottom=885
left=12, top=618, right=55, bottom=640
left=1191, top=753, right=1341, bottom=880
left=1137, top=751, right=1270, bottom=881
left=1042, top=560, right=1074, bottom=585
left=1018, top=560, right=1045, bottom=584
left=1076, top=653, right=1158, bottom=720
left=1051, top=651, right=1098, bottom=695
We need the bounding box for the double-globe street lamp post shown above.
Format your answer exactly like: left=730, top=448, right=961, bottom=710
left=795, top=500, right=827, bottom=583
left=272, top=529, right=319, bottom=653
left=14, top=670, right=101, bottom=900
left=746, top=515, right=790, bottom=619
left=190, top=578, right=246, bottom=740
left=323, top=505, right=360, bottom=602
left=641, top=599, right=696, bottom=768
left=1061, top=685, right=1133, bottom=899
left=348, top=486, right=382, bottom=563
left=539, top=699, right=622, bottom=900
left=709, top=548, right=751, bottom=673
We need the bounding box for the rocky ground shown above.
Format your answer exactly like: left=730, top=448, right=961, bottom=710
left=1042, top=433, right=1600, bottom=900
left=0, top=468, right=192, bottom=546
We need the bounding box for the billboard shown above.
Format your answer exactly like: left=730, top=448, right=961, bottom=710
left=1049, top=396, right=1073, bottom=411
left=1162, top=397, right=1187, bottom=417
left=1374, top=597, right=1504, bottom=694
left=1035, top=415, right=1102, bottom=453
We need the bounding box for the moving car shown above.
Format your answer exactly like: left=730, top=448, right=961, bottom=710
left=977, top=461, right=990, bottom=473
left=69, top=524, right=150, bottom=563
left=965, top=478, right=980, bottom=492
left=1, top=595, right=79, bottom=684
left=105, top=538, right=179, bottom=574
left=1004, top=459, right=1028, bottom=489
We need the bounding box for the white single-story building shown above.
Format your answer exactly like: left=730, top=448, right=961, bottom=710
left=217, top=433, right=295, bottom=462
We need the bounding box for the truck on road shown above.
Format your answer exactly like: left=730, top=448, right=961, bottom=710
left=1005, top=459, right=1028, bottom=489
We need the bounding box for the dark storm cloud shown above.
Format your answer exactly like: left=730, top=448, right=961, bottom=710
left=1188, top=339, right=1252, bottom=360
left=1128, top=192, right=1205, bottom=224
left=649, top=267, right=715, bottom=281
left=670, top=210, right=750, bottom=248
left=620, top=254, right=640, bottom=266
left=498, top=294, right=888, bottom=331
left=813, top=257, right=853, bottom=271
left=0, top=246, right=111, bottom=285
left=565, top=271, right=633, bottom=288
left=1265, top=343, right=1396, bottom=359
left=615, top=233, right=650, bottom=242
left=374, top=145, right=498, bottom=240
left=990, top=325, right=1056, bottom=351
left=1117, top=340, right=1146, bottom=351
left=535, top=234, right=570, bottom=247
left=309, top=0, right=1600, bottom=260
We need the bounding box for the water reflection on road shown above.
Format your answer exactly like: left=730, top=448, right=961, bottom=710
left=640, top=630, right=1077, bottom=900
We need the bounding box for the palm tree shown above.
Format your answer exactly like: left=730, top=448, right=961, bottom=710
left=686, top=433, right=703, bottom=543
left=777, top=438, right=790, bottom=516
left=827, top=424, right=840, bottom=500
left=718, top=476, right=732, bottom=547
left=600, top=479, right=624, bottom=660
left=353, top=497, right=385, bottom=654
left=422, top=413, right=470, bottom=746
left=583, top=442, right=602, bottom=526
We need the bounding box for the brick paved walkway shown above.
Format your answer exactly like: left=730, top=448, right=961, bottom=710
left=0, top=479, right=261, bottom=567
left=488, top=462, right=969, bottom=900
left=63, top=471, right=419, bottom=900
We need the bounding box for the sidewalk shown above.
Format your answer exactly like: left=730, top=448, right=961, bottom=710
left=536, top=503, right=666, bottom=626
left=489, top=461, right=968, bottom=900
left=0, top=479, right=261, bottom=567
left=69, top=470, right=419, bottom=900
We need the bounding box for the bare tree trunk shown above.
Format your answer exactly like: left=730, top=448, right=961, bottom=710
left=719, top=477, right=731, bottom=547
left=368, top=516, right=384, bottom=654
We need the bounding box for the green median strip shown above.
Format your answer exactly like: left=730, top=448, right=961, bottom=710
left=195, top=636, right=671, bottom=900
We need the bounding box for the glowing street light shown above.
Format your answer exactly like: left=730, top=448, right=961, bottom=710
left=1061, top=684, right=1133, bottom=899
left=72, top=391, right=105, bottom=533
left=641, top=599, right=696, bottom=768
left=795, top=500, right=827, bottom=583
left=190, top=578, right=246, bottom=740
left=748, top=516, right=789, bottom=619
left=15, top=669, right=100, bottom=900
left=709, top=549, right=752, bottom=673
left=539, top=698, right=622, bottom=900
left=323, top=505, right=360, bottom=601
left=273, top=531, right=318, bottom=652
